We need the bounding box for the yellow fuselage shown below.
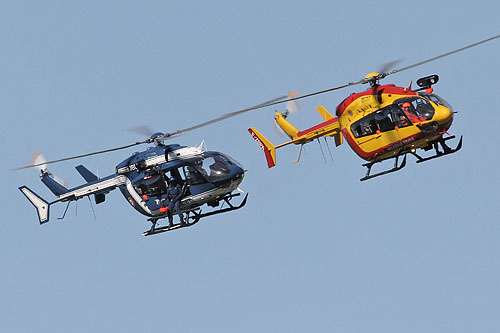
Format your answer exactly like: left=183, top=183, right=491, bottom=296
left=336, top=84, right=454, bottom=161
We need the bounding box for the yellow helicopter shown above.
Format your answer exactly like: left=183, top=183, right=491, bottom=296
left=248, top=34, right=499, bottom=180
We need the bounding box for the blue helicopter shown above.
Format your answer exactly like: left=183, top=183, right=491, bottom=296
left=17, top=95, right=292, bottom=236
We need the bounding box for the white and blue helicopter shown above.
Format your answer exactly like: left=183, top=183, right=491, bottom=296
left=17, top=95, right=293, bottom=236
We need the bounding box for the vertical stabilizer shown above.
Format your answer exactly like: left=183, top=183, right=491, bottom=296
left=248, top=128, right=277, bottom=168
left=316, top=105, right=334, bottom=121
left=19, top=186, right=51, bottom=224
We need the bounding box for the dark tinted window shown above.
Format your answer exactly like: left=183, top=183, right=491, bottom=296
left=394, top=97, right=435, bottom=120
left=351, top=105, right=404, bottom=138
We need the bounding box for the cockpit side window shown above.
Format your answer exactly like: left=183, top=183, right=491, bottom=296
left=391, top=107, right=412, bottom=128
left=193, top=155, right=231, bottom=182
left=394, top=97, right=435, bottom=120
left=182, top=164, right=207, bottom=185
left=374, top=109, right=395, bottom=132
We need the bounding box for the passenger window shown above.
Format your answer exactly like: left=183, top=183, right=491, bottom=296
left=134, top=172, right=167, bottom=196
left=351, top=106, right=398, bottom=138
left=375, top=111, right=394, bottom=132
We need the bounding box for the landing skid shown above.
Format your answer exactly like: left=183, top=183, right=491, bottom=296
left=411, top=135, right=463, bottom=163
left=360, top=135, right=463, bottom=181
left=143, top=193, right=248, bottom=236
left=360, top=154, right=407, bottom=181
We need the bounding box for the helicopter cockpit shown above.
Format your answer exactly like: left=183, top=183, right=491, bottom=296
left=417, top=92, right=454, bottom=112
left=351, top=97, right=436, bottom=138
left=393, top=96, right=435, bottom=121
left=132, top=151, right=244, bottom=205
left=192, top=153, right=243, bottom=182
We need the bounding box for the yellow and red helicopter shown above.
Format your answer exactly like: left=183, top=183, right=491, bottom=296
left=248, top=34, right=500, bottom=180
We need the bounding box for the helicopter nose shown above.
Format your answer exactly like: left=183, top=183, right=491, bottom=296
left=438, top=106, right=453, bottom=123
left=233, top=165, right=245, bottom=179
left=434, top=106, right=454, bottom=131
left=441, top=107, right=452, bottom=120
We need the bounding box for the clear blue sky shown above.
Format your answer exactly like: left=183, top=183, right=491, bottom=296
left=1, top=1, right=499, bottom=332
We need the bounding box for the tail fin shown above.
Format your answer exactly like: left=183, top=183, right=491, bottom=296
left=75, top=165, right=99, bottom=182
left=316, top=106, right=343, bottom=146
left=248, top=128, right=277, bottom=168
left=75, top=165, right=106, bottom=204
left=316, top=105, right=334, bottom=121
left=19, top=186, right=51, bottom=224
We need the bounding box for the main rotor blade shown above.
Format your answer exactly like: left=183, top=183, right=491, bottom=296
left=225, top=34, right=500, bottom=112
left=159, top=93, right=300, bottom=139
left=378, top=58, right=404, bottom=76
left=126, top=125, right=155, bottom=137
left=387, top=34, right=500, bottom=76
left=14, top=140, right=148, bottom=171
left=14, top=94, right=297, bottom=170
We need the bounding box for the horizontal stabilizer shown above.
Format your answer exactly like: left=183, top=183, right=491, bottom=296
left=75, top=165, right=99, bottom=182
left=19, top=186, right=50, bottom=224
left=75, top=165, right=107, bottom=204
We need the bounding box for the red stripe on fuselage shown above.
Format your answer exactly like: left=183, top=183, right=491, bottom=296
left=342, top=128, right=439, bottom=161
left=297, top=118, right=338, bottom=137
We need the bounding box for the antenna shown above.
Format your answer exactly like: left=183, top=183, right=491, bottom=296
left=317, top=139, right=327, bottom=165
left=323, top=137, right=334, bottom=163
left=88, top=197, right=97, bottom=221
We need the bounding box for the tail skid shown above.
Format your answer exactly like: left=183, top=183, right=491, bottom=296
left=19, top=186, right=56, bottom=224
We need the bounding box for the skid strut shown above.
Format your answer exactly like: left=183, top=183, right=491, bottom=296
left=143, top=193, right=248, bottom=236
left=359, top=135, right=463, bottom=181
left=411, top=135, right=463, bottom=163
left=360, top=154, right=407, bottom=181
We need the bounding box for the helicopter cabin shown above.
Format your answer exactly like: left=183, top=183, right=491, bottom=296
left=117, top=150, right=244, bottom=216
left=335, top=84, right=447, bottom=161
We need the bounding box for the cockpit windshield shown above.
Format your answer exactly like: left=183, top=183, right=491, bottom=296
left=393, top=96, right=435, bottom=120
left=418, top=92, right=454, bottom=112
left=194, top=153, right=240, bottom=181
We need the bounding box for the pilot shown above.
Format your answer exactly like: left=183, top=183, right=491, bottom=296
left=166, top=176, right=185, bottom=227
left=402, top=102, right=425, bottom=123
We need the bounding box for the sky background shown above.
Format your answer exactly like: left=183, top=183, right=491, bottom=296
left=1, top=1, right=499, bottom=332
